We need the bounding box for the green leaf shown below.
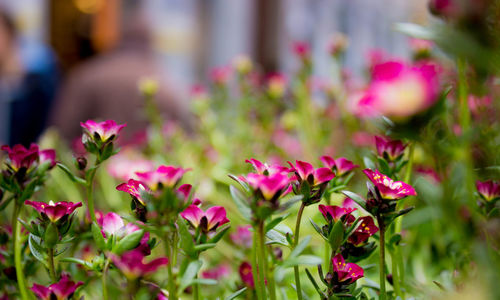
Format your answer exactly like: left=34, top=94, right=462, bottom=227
left=91, top=222, right=106, bottom=251
left=60, top=257, right=92, bottom=269
left=394, top=23, right=436, bottom=40
left=178, top=218, right=195, bottom=257
left=279, top=195, right=303, bottom=212
left=377, top=158, right=390, bottom=176
left=225, top=287, right=248, bottom=300
left=229, top=185, right=251, bottom=220
left=266, top=213, right=290, bottom=232
left=266, top=229, right=289, bottom=246
left=179, top=260, right=202, bottom=291
left=56, top=163, right=86, bottom=185
left=309, top=218, right=326, bottom=240
left=282, top=255, right=322, bottom=268
left=193, top=243, right=217, bottom=252
left=28, top=234, right=47, bottom=266
left=208, top=224, right=230, bottom=244
left=363, top=157, right=376, bottom=170
left=289, top=235, right=311, bottom=258
left=113, top=230, right=144, bottom=255
left=305, top=268, right=326, bottom=299
left=190, top=278, right=217, bottom=285
left=341, top=191, right=366, bottom=210
left=328, top=221, right=344, bottom=252
left=228, top=174, right=250, bottom=192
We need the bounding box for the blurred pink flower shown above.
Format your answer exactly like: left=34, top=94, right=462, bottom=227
left=374, top=136, right=406, bottom=161
left=135, top=165, right=190, bottom=190
left=292, top=41, right=311, bottom=59
left=31, top=275, right=83, bottom=300
left=1, top=144, right=56, bottom=171
left=230, top=225, right=252, bottom=248
left=80, top=119, right=126, bottom=143
left=111, top=249, right=168, bottom=279
left=245, top=172, right=291, bottom=201
left=476, top=180, right=500, bottom=202
left=239, top=262, right=254, bottom=288
left=210, top=66, right=232, bottom=85
left=202, top=264, right=231, bottom=280
left=107, top=150, right=154, bottom=181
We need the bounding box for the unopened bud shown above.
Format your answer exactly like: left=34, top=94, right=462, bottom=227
left=76, top=156, right=87, bottom=170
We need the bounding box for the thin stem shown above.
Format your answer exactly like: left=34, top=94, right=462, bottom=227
left=251, top=228, right=263, bottom=300
left=257, top=221, right=267, bottom=300
left=265, top=245, right=277, bottom=300
left=377, top=216, right=387, bottom=300
left=457, top=58, right=470, bottom=131
left=293, top=202, right=306, bottom=300
left=102, top=259, right=110, bottom=300
left=13, top=202, right=30, bottom=300
left=165, top=234, right=177, bottom=300
left=127, top=279, right=140, bottom=300
left=193, top=271, right=200, bottom=300
left=86, top=167, right=98, bottom=224
left=390, top=248, right=401, bottom=297
left=47, top=248, right=57, bottom=283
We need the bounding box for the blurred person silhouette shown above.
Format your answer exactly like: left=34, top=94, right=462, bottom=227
left=50, top=2, right=191, bottom=142
left=0, top=7, right=59, bottom=146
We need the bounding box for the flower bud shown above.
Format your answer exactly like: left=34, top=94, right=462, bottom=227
left=76, top=156, right=87, bottom=170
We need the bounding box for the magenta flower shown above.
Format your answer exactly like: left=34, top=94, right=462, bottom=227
left=80, top=119, right=126, bottom=142
left=25, top=200, right=82, bottom=222
left=320, top=156, right=359, bottom=176
left=201, top=264, right=231, bottom=280
left=107, top=151, right=154, bottom=181
left=230, top=225, right=253, bottom=248
left=116, top=179, right=150, bottom=205
left=180, top=205, right=229, bottom=233
left=318, top=205, right=356, bottom=224
left=210, top=66, right=232, bottom=85
left=239, top=262, right=255, bottom=288
left=31, top=275, right=83, bottom=300
left=288, top=160, right=335, bottom=186
left=292, top=41, right=311, bottom=59
left=476, top=180, right=500, bottom=202
left=111, top=248, right=168, bottom=279
left=375, top=136, right=406, bottom=161
left=100, top=212, right=150, bottom=254
left=245, top=158, right=289, bottom=175
left=135, top=165, right=190, bottom=190
left=363, top=169, right=417, bottom=200
left=1, top=144, right=56, bottom=171
left=348, top=216, right=379, bottom=245
left=245, top=172, right=291, bottom=201
left=357, top=60, right=440, bottom=118
left=331, top=254, right=364, bottom=284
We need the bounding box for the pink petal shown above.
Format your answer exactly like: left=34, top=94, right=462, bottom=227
left=180, top=205, right=204, bottom=227
left=102, top=212, right=124, bottom=236
left=205, top=206, right=230, bottom=230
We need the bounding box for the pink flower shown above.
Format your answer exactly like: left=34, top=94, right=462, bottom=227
left=180, top=205, right=229, bottom=232
left=80, top=120, right=126, bottom=142
left=107, top=151, right=154, bottom=181
left=135, top=165, right=190, bottom=190
left=1, top=144, right=56, bottom=171
left=230, top=225, right=252, bottom=248
left=116, top=179, right=150, bottom=205
left=363, top=169, right=417, bottom=200
left=320, top=156, right=359, bottom=176
left=416, top=166, right=441, bottom=183
left=31, top=275, right=83, bottom=300
left=111, top=249, right=168, bottom=279
left=288, top=160, right=335, bottom=186
left=347, top=216, right=379, bottom=245
left=358, top=60, right=440, bottom=118
left=100, top=212, right=150, bottom=254
left=245, top=172, right=291, bottom=201
left=210, top=66, right=232, bottom=85
left=25, top=200, right=82, bottom=222
left=292, top=41, right=311, bottom=59
left=239, top=262, right=254, bottom=288
left=374, top=136, right=406, bottom=161
left=331, top=254, right=364, bottom=283
left=201, top=264, right=231, bottom=280
left=409, top=38, right=433, bottom=53
left=267, top=73, right=287, bottom=98
left=318, top=205, right=356, bottom=224
left=245, top=158, right=289, bottom=175
left=476, top=180, right=500, bottom=202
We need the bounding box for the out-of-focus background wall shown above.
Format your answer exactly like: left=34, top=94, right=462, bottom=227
left=0, top=0, right=430, bottom=146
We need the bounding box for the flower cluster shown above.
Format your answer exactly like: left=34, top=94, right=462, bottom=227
left=31, top=275, right=83, bottom=300
left=80, top=120, right=126, bottom=162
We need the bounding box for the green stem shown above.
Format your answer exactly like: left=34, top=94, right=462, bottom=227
left=165, top=234, right=177, bottom=300
left=193, top=271, right=200, bottom=300
left=13, top=202, right=30, bottom=300
left=377, top=216, right=387, bottom=300
left=457, top=58, right=470, bottom=131
left=265, top=245, right=277, bottom=300
left=257, top=221, right=267, bottom=300
left=127, top=279, right=139, bottom=300
left=47, top=248, right=57, bottom=282
left=293, top=203, right=306, bottom=300
left=251, top=229, right=263, bottom=300
left=86, top=167, right=98, bottom=224
left=102, top=259, right=110, bottom=300
left=390, top=248, right=401, bottom=297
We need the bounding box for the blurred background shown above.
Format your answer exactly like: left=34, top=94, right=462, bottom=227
left=0, top=0, right=430, bottom=146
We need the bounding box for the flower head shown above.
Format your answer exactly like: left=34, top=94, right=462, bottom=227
left=1, top=144, right=56, bottom=171
left=239, top=262, right=254, bottom=288
left=31, top=275, right=83, bottom=300
left=357, top=60, right=440, bottom=119
left=111, top=249, right=168, bottom=279
left=180, top=205, right=229, bottom=233
left=363, top=169, right=416, bottom=200
left=375, top=136, right=406, bottom=161
left=348, top=216, right=379, bottom=245
left=230, top=225, right=252, bottom=248
left=318, top=205, right=356, bottom=224
left=292, top=41, right=311, bottom=60
left=245, top=158, right=289, bottom=175
left=135, top=165, right=190, bottom=190
left=25, top=200, right=82, bottom=223
left=476, top=180, right=500, bottom=202
left=201, top=264, right=231, bottom=280
left=80, top=120, right=126, bottom=143
left=288, top=160, right=335, bottom=186
left=116, top=179, right=150, bottom=205
left=331, top=254, right=364, bottom=284
left=267, top=73, right=287, bottom=98
left=320, top=156, right=359, bottom=176
left=245, top=172, right=291, bottom=201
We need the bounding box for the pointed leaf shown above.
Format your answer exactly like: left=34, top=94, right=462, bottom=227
left=113, top=230, right=144, bottom=255
left=225, top=287, right=248, bottom=300
left=92, top=222, right=106, bottom=251
left=229, top=185, right=251, bottom=220
left=179, top=260, right=203, bottom=291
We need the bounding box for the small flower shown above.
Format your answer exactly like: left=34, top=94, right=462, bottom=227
left=239, top=262, right=254, bottom=288
left=476, top=180, right=500, bottom=202
left=245, top=158, right=289, bottom=175
left=1, top=144, right=56, bottom=171
left=80, top=120, right=126, bottom=143
left=116, top=179, right=150, bottom=205
left=245, top=172, right=291, bottom=201
left=31, top=275, right=83, bottom=300
left=181, top=205, right=229, bottom=233
left=230, top=225, right=252, bottom=248
left=39, top=149, right=57, bottom=169
left=292, top=41, right=311, bottom=60
left=107, top=150, right=154, bottom=181
left=348, top=216, right=379, bottom=245
left=318, top=205, right=356, bottom=224
left=210, top=66, right=232, bottom=86
left=363, top=169, right=416, bottom=200
left=288, top=160, right=335, bottom=186
left=267, top=73, right=287, bottom=98
left=375, top=136, right=406, bottom=161
left=100, top=212, right=150, bottom=254
left=320, top=156, right=359, bottom=176
left=25, top=200, right=82, bottom=223
left=111, top=249, right=168, bottom=279
left=135, top=165, right=190, bottom=191
left=202, top=264, right=231, bottom=280
left=233, top=55, right=253, bottom=75
left=331, top=254, right=364, bottom=284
